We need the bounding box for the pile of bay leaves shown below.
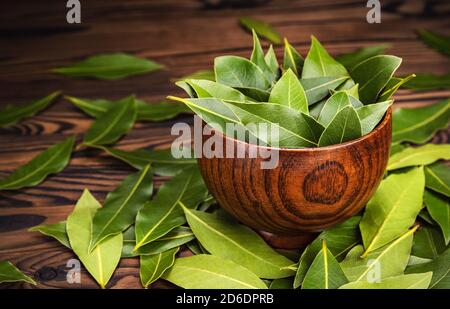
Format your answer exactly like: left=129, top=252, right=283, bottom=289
left=0, top=30, right=449, bottom=289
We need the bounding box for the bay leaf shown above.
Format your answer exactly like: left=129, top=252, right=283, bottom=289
left=302, top=241, right=348, bottom=289
left=387, top=144, right=450, bottom=171
left=392, top=98, right=450, bottom=144
left=214, top=56, right=270, bottom=89
left=332, top=83, right=359, bottom=99
left=406, top=247, right=450, bottom=288
left=29, top=221, right=70, bottom=248
left=417, top=29, right=450, bottom=57
left=0, top=91, right=60, bottom=128
left=336, top=44, right=390, bottom=70
left=183, top=208, right=295, bottom=279
left=402, top=73, right=450, bottom=90
left=283, top=38, right=304, bottom=76
left=424, top=190, right=450, bottom=245
left=0, top=137, right=74, bottom=190
left=162, top=254, right=268, bottom=289
left=235, top=86, right=270, bottom=101
left=356, top=100, right=392, bottom=135
left=300, top=76, right=348, bottom=106
left=425, top=163, right=450, bottom=197
left=341, top=227, right=416, bottom=282
left=265, top=45, right=280, bottom=78
left=185, top=79, right=248, bottom=102
left=317, top=91, right=352, bottom=127
left=175, top=70, right=215, bottom=82
left=67, top=189, right=122, bottom=288
left=239, top=17, right=281, bottom=45
left=269, top=277, right=294, bottom=289
left=90, top=165, right=153, bottom=250
left=140, top=247, right=178, bottom=288
left=175, top=81, right=197, bottom=98
left=52, top=53, right=163, bottom=80
left=379, top=74, right=415, bottom=101
left=339, top=272, right=432, bottom=289
left=294, top=216, right=360, bottom=288
left=67, top=96, right=189, bottom=121
left=360, top=167, right=425, bottom=255
left=82, top=96, right=136, bottom=146
left=350, top=55, right=402, bottom=104
left=134, top=166, right=207, bottom=250
left=227, top=101, right=324, bottom=148
left=0, top=261, right=36, bottom=285
left=411, top=225, right=446, bottom=259
left=135, top=226, right=195, bottom=256
left=302, top=36, right=349, bottom=78
left=99, top=146, right=197, bottom=176
left=250, top=30, right=276, bottom=84
left=318, top=106, right=361, bottom=147
left=269, top=69, right=308, bottom=113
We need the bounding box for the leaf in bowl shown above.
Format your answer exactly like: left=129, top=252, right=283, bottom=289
left=269, top=69, right=308, bottom=113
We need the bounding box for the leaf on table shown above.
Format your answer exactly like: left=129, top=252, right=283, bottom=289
left=52, top=53, right=163, bottom=80
left=294, top=216, right=360, bottom=288
left=424, top=190, right=450, bottom=245
left=425, top=162, right=450, bottom=197
left=140, top=247, right=179, bottom=288
left=215, top=56, right=270, bottom=90
left=185, top=79, right=248, bottom=102
left=67, top=189, right=122, bottom=288
left=239, top=17, right=282, bottom=45
left=350, top=55, right=402, bottom=104
left=82, top=95, right=137, bottom=146
left=392, top=98, right=450, bottom=144
left=302, top=36, right=349, bottom=79
left=406, top=247, right=450, bottom=289
left=302, top=241, right=348, bottom=289
left=99, top=146, right=197, bottom=176
left=416, top=29, right=450, bottom=57
left=340, top=272, right=432, bottom=289
left=67, top=96, right=189, bottom=121
left=317, top=91, right=352, bottom=127
left=0, top=261, right=36, bottom=285
left=387, top=144, right=450, bottom=171
left=283, top=38, right=304, bottom=76
left=135, top=226, right=195, bottom=256
left=402, top=73, right=450, bottom=90
left=356, top=100, right=392, bottom=135
left=300, top=76, right=348, bottom=106
left=90, top=165, right=153, bottom=250
left=318, top=106, right=361, bottom=147
left=379, top=74, right=416, bottom=101
left=0, top=91, right=60, bottom=128
left=29, top=221, right=70, bottom=248
left=411, top=225, right=446, bottom=259
left=250, top=30, right=276, bottom=84
left=336, top=44, right=390, bottom=70
left=162, top=254, right=268, bottom=289
left=341, top=227, right=416, bottom=282
left=227, top=101, right=324, bottom=148
left=265, top=45, right=280, bottom=79
left=134, top=165, right=207, bottom=250
left=184, top=208, right=294, bottom=279
left=0, top=137, right=74, bottom=190
left=174, top=70, right=215, bottom=82
left=360, top=167, right=425, bottom=255
left=269, top=69, right=308, bottom=113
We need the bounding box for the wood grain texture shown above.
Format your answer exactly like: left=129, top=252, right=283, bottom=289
left=198, top=109, right=392, bottom=235
left=0, top=0, right=449, bottom=288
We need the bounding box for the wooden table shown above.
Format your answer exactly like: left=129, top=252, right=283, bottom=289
left=0, top=0, right=449, bottom=289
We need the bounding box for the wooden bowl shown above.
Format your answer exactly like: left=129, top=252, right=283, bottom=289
left=197, top=108, right=392, bottom=238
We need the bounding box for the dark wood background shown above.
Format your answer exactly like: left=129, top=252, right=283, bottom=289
left=0, top=0, right=449, bottom=288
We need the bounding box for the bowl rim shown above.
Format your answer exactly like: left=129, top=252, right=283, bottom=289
left=202, top=106, right=392, bottom=153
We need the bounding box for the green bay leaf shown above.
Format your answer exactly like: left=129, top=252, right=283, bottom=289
left=135, top=226, right=195, bottom=256
left=0, top=91, right=60, bottom=128
left=250, top=30, right=276, bottom=84
left=360, top=167, right=425, bottom=255
left=283, top=38, right=304, bottom=76
left=269, top=69, right=308, bottom=113
left=317, top=91, right=352, bottom=127
left=185, top=79, right=248, bottom=102
left=140, top=247, right=178, bottom=288
left=67, top=189, right=122, bottom=288
left=29, top=221, right=70, bottom=248
left=379, top=74, right=415, bottom=101
left=424, top=191, right=450, bottom=245
left=162, top=254, right=267, bottom=289
left=0, top=137, right=74, bottom=190
left=300, top=76, right=348, bottom=106
left=265, top=45, right=280, bottom=79
left=387, top=144, right=450, bottom=171
left=412, top=225, right=446, bottom=259
left=53, top=53, right=163, bottom=80
left=0, top=261, right=36, bottom=285
left=318, top=106, right=361, bottom=147
left=183, top=208, right=294, bottom=279
left=425, top=163, right=450, bottom=197
left=356, top=100, right=392, bottom=135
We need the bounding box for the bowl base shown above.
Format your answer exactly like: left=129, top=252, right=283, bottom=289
left=257, top=230, right=319, bottom=250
